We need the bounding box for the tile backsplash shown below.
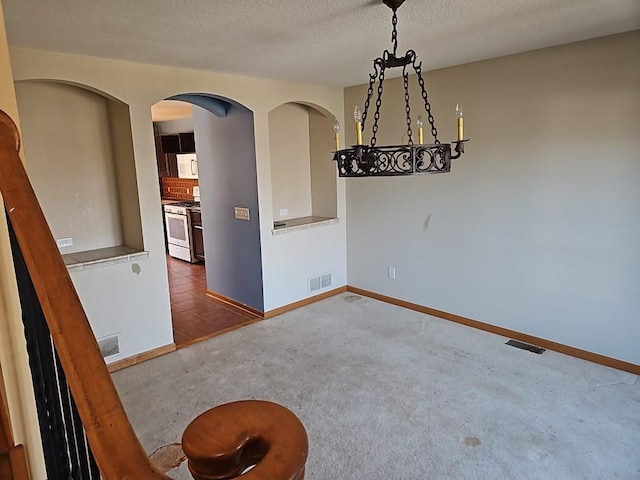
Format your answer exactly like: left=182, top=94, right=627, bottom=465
left=161, top=177, right=199, bottom=201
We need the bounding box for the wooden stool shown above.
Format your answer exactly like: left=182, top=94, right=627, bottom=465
left=182, top=400, right=308, bottom=480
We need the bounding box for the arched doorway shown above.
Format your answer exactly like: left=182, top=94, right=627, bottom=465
left=152, top=93, right=264, bottom=346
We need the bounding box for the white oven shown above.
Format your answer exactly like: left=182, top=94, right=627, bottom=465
left=164, top=202, right=198, bottom=262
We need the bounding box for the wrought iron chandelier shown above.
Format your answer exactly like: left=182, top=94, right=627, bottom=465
left=332, top=0, right=468, bottom=177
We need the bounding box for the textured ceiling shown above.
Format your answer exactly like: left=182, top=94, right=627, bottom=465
left=4, top=0, right=640, bottom=87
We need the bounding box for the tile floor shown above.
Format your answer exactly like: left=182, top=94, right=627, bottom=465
left=166, top=256, right=260, bottom=347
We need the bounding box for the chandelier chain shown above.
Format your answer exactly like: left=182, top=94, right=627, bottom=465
left=403, top=66, right=413, bottom=145
left=361, top=66, right=379, bottom=135
left=391, top=10, right=398, bottom=56
left=371, top=66, right=386, bottom=146
left=414, top=64, right=439, bottom=144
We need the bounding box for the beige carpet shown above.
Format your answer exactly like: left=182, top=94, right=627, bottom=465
left=113, top=293, right=640, bottom=479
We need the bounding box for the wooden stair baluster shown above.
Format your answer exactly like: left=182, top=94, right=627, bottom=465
left=0, top=363, right=29, bottom=480
left=0, top=109, right=308, bottom=479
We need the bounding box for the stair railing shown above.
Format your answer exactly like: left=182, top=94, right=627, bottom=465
left=0, top=110, right=307, bottom=480
left=0, top=364, right=29, bottom=480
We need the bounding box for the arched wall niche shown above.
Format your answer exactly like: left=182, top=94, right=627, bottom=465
left=15, top=78, right=129, bottom=105
left=268, top=101, right=338, bottom=224
left=13, top=79, right=143, bottom=258
left=287, top=101, right=336, bottom=120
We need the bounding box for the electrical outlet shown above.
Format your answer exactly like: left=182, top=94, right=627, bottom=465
left=234, top=207, right=250, bottom=221
left=388, top=266, right=396, bottom=279
left=279, top=208, right=288, bottom=216
left=56, top=237, right=73, bottom=248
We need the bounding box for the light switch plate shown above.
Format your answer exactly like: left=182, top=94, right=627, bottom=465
left=234, top=207, right=250, bottom=221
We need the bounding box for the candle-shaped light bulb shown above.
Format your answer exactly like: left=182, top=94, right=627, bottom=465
left=456, top=103, right=464, bottom=141
left=354, top=105, right=362, bottom=123
left=416, top=115, right=424, bottom=144
left=354, top=105, right=363, bottom=145
left=333, top=120, right=341, bottom=151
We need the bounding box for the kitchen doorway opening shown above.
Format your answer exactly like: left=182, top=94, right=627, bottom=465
left=165, top=255, right=259, bottom=346
left=151, top=93, right=264, bottom=347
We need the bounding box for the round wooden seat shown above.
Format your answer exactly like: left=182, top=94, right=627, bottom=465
left=182, top=400, right=308, bottom=480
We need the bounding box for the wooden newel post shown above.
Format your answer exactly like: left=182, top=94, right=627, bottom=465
left=182, top=400, right=308, bottom=480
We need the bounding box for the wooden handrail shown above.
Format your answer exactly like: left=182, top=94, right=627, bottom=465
left=0, top=110, right=307, bottom=479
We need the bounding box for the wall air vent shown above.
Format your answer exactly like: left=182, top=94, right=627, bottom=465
left=98, top=334, right=120, bottom=358
left=308, top=273, right=332, bottom=293
left=506, top=339, right=545, bottom=354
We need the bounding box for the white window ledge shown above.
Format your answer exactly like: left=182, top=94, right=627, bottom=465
left=272, top=216, right=339, bottom=235
left=63, top=246, right=149, bottom=272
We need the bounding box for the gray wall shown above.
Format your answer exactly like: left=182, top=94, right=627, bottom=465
left=192, top=104, right=264, bottom=311
left=344, top=31, right=640, bottom=365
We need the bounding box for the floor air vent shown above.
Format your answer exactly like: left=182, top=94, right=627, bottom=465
left=98, top=334, right=120, bottom=358
left=308, top=273, right=332, bottom=293
left=506, top=339, right=545, bottom=354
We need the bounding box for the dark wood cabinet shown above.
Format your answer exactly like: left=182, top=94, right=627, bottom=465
left=155, top=136, right=178, bottom=177
left=160, top=135, right=181, bottom=154
left=159, top=133, right=195, bottom=154
left=155, top=132, right=196, bottom=177
left=190, top=210, right=205, bottom=262
left=179, top=132, right=196, bottom=153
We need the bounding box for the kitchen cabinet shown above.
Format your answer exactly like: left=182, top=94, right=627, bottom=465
left=179, top=132, right=196, bottom=153
left=155, top=136, right=178, bottom=177
left=159, top=133, right=195, bottom=154
left=155, top=132, right=196, bottom=177
left=160, top=135, right=181, bottom=154
left=190, top=209, right=205, bottom=262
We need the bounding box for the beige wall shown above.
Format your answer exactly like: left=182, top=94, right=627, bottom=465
left=108, top=100, right=143, bottom=250
left=16, top=81, right=125, bottom=253
left=269, top=103, right=338, bottom=220
left=345, top=31, right=640, bottom=365
left=309, top=109, right=337, bottom=218
left=269, top=103, right=312, bottom=220
left=0, top=1, right=46, bottom=477
left=9, top=45, right=346, bottom=321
